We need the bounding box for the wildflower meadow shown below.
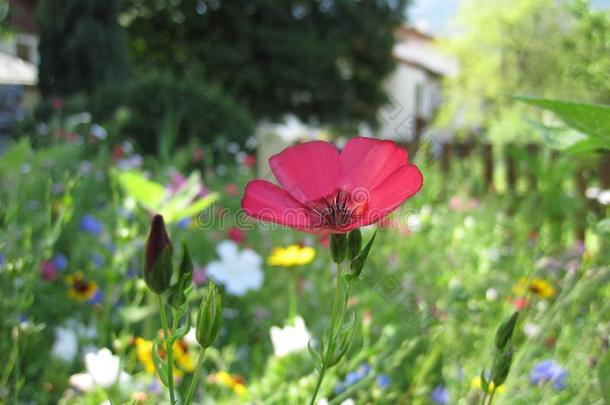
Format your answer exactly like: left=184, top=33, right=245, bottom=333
left=1, top=1, right=609, bottom=404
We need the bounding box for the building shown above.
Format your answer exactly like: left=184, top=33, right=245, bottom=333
left=377, top=26, right=458, bottom=143
left=0, top=0, right=39, bottom=138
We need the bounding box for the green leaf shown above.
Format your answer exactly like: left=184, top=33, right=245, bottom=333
left=113, top=170, right=166, bottom=211
left=307, top=340, right=323, bottom=373
left=119, top=305, right=157, bottom=324
left=152, top=339, right=169, bottom=387
left=514, top=96, right=610, bottom=145
left=598, top=351, right=610, bottom=405
left=172, top=305, right=192, bottom=341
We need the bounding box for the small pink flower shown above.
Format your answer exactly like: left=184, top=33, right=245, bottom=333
left=192, top=267, right=208, bottom=287
left=228, top=227, right=245, bottom=243
left=225, top=183, right=239, bottom=197
left=241, top=137, right=423, bottom=234
left=243, top=154, right=256, bottom=168
left=193, top=148, right=205, bottom=162
left=41, top=260, right=58, bottom=281
left=51, top=97, right=64, bottom=110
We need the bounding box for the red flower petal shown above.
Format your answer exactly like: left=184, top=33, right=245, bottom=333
left=241, top=180, right=315, bottom=231
left=269, top=141, right=339, bottom=204
left=357, top=164, right=423, bottom=227
left=339, top=137, right=408, bottom=194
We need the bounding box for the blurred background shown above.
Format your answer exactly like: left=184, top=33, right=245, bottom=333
left=0, top=1, right=609, bottom=404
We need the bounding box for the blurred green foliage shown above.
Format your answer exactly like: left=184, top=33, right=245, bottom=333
left=120, top=0, right=408, bottom=130
left=37, top=0, right=130, bottom=97
left=437, top=0, right=610, bottom=143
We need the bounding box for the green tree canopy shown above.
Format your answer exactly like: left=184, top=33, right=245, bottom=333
left=37, top=0, right=130, bottom=97
left=436, top=0, right=610, bottom=143
left=121, top=0, right=408, bottom=129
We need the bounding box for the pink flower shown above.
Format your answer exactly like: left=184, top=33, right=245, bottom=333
left=41, top=260, right=58, bottom=281
left=241, top=137, right=423, bottom=234
left=243, top=154, right=256, bottom=168
left=228, top=226, right=245, bottom=243
left=193, top=148, right=205, bottom=162
left=225, top=183, right=239, bottom=197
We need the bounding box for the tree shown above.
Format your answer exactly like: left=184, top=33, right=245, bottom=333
left=37, top=0, right=130, bottom=97
left=436, top=0, right=610, bottom=143
left=121, top=0, right=408, bottom=129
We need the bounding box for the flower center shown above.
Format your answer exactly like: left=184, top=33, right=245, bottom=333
left=308, top=189, right=367, bottom=230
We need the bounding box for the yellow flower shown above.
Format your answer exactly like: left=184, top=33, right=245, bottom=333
left=66, top=272, right=98, bottom=301
left=135, top=337, right=155, bottom=374
left=471, top=377, right=506, bottom=393
left=513, top=277, right=556, bottom=299
left=267, top=245, right=315, bottom=267
left=208, top=371, right=248, bottom=396
left=134, top=336, right=195, bottom=377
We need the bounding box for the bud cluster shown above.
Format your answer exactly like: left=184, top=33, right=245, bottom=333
left=481, top=311, right=519, bottom=394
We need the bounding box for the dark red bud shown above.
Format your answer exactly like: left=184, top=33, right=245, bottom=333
left=144, top=214, right=173, bottom=294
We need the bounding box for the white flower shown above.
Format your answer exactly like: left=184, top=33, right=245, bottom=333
left=70, top=348, right=130, bottom=392
left=340, top=400, right=356, bottom=405
left=598, top=190, right=610, bottom=205
left=207, top=240, right=263, bottom=296
left=523, top=322, right=541, bottom=338
left=585, top=186, right=600, bottom=199
left=485, top=288, right=498, bottom=301
left=51, top=327, right=78, bottom=363
left=184, top=327, right=198, bottom=347
left=270, top=316, right=311, bottom=358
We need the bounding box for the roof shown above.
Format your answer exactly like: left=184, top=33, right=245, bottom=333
left=392, top=25, right=458, bottom=77
left=0, top=51, right=37, bottom=85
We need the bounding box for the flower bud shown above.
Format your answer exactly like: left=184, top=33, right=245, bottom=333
left=196, top=278, right=223, bottom=348
left=144, top=214, right=173, bottom=294
left=495, top=311, right=519, bottom=350
left=347, top=229, right=362, bottom=261
left=330, top=233, right=348, bottom=263
left=491, top=347, right=513, bottom=386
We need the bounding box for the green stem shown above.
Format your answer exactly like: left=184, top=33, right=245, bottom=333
left=158, top=295, right=176, bottom=405
left=183, top=348, right=207, bottom=405
left=481, top=391, right=488, bottom=405
left=288, top=270, right=298, bottom=320
left=309, top=365, right=327, bottom=405
left=309, top=262, right=345, bottom=405
left=487, top=387, right=497, bottom=405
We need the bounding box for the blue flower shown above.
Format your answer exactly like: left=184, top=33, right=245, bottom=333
left=0, top=252, right=3, bottom=267
left=89, top=289, right=104, bottom=305
left=377, top=374, right=391, bottom=388
left=105, top=242, right=116, bottom=254
left=530, top=360, right=567, bottom=391
left=80, top=214, right=103, bottom=236
left=53, top=253, right=68, bottom=271
left=430, top=384, right=449, bottom=405
left=127, top=267, right=139, bottom=279
left=176, top=217, right=191, bottom=229
left=92, top=253, right=104, bottom=268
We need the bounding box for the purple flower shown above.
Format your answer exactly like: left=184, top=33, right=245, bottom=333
left=0, top=252, right=3, bottom=267
left=92, top=253, right=104, bottom=268
left=430, top=384, right=449, bottom=405
left=530, top=360, right=567, bottom=391
left=53, top=253, right=68, bottom=271
left=377, top=374, right=391, bottom=388
left=80, top=214, right=103, bottom=236
left=89, top=289, right=104, bottom=305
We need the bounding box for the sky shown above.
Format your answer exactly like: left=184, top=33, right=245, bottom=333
left=409, top=0, right=610, bottom=37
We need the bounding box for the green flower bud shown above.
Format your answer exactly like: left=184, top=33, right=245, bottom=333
left=491, top=347, right=514, bottom=386
left=330, top=233, right=348, bottom=263
left=347, top=231, right=377, bottom=281
left=196, top=278, right=223, bottom=348
left=495, top=311, right=519, bottom=350
left=347, top=229, right=362, bottom=261
left=144, top=214, right=173, bottom=294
